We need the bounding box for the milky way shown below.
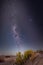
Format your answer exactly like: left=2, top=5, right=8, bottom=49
left=0, top=0, right=43, bottom=55
left=12, top=24, right=24, bottom=52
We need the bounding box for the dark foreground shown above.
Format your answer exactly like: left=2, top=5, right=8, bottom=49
left=0, top=54, right=43, bottom=65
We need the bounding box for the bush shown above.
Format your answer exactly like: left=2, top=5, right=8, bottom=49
left=23, top=50, right=33, bottom=62
left=16, top=52, right=23, bottom=65
left=37, top=50, right=43, bottom=54
left=15, top=50, right=34, bottom=65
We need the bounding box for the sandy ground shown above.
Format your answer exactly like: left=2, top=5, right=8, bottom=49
left=0, top=53, right=43, bottom=65
left=0, top=56, right=16, bottom=65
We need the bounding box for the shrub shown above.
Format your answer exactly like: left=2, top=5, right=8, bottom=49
left=15, top=52, right=23, bottom=65
left=23, top=50, right=33, bottom=62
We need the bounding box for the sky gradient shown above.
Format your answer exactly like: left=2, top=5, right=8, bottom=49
left=0, top=0, right=43, bottom=55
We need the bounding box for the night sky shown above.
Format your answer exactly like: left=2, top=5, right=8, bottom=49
left=0, top=0, right=43, bottom=55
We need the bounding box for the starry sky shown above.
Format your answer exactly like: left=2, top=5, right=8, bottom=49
left=0, top=0, right=43, bottom=55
